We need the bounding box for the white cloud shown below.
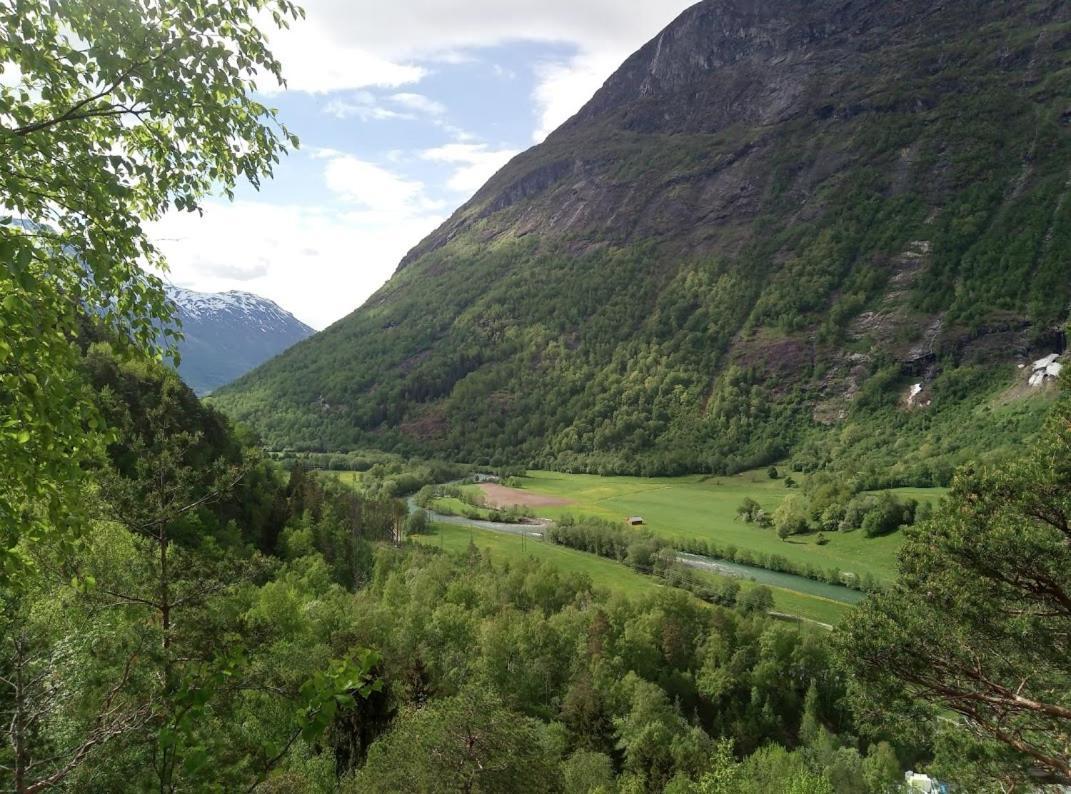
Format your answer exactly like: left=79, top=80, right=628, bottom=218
left=421, top=143, right=520, bottom=193
left=292, top=1, right=694, bottom=61
left=148, top=200, right=444, bottom=329
left=389, top=92, right=447, bottom=116
left=531, top=50, right=626, bottom=141
left=262, top=21, right=427, bottom=94
left=322, top=154, right=442, bottom=213
left=148, top=151, right=452, bottom=328
left=271, top=1, right=696, bottom=138
left=0, top=61, right=22, bottom=88
left=324, top=91, right=415, bottom=121
left=322, top=91, right=452, bottom=130
left=437, top=122, right=480, bottom=143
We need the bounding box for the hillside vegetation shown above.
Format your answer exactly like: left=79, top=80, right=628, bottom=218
left=214, top=0, right=1071, bottom=482
left=6, top=0, right=1071, bottom=787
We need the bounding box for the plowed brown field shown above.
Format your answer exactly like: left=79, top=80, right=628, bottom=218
left=478, top=483, right=573, bottom=509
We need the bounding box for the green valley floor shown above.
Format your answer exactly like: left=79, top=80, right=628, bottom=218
left=412, top=521, right=853, bottom=626
left=464, top=470, right=946, bottom=584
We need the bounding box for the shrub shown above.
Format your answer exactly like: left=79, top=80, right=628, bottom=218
left=738, top=586, right=775, bottom=614
left=406, top=509, right=430, bottom=535
left=737, top=497, right=762, bottom=522
left=774, top=494, right=810, bottom=539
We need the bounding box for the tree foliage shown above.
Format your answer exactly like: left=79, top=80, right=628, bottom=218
left=840, top=392, right=1071, bottom=785
left=0, top=0, right=300, bottom=580
left=348, top=687, right=560, bottom=793
left=0, top=339, right=923, bottom=792
left=0, top=345, right=387, bottom=791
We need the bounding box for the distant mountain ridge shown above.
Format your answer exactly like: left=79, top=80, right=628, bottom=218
left=166, top=286, right=312, bottom=395
left=213, top=0, right=1071, bottom=483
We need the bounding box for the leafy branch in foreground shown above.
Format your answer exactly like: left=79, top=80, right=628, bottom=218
left=0, top=0, right=301, bottom=581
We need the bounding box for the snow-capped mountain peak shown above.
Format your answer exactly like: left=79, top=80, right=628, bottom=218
left=163, top=285, right=314, bottom=394
left=167, top=286, right=298, bottom=325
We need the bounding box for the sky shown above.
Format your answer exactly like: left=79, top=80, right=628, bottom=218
left=147, top=0, right=696, bottom=329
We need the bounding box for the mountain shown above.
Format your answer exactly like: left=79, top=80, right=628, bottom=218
left=166, top=286, right=313, bottom=395
left=212, top=0, right=1071, bottom=483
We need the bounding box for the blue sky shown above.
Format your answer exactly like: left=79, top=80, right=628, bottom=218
left=149, top=1, right=695, bottom=328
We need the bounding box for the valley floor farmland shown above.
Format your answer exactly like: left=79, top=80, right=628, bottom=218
left=470, top=470, right=946, bottom=584
left=413, top=521, right=851, bottom=625
left=410, top=521, right=661, bottom=598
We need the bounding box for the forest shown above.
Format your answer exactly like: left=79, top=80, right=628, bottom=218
left=6, top=335, right=1071, bottom=791
left=2, top=0, right=1070, bottom=790
left=0, top=337, right=903, bottom=790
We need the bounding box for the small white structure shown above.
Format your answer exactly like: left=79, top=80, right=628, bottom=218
left=1028, top=353, right=1063, bottom=387
left=627, top=516, right=645, bottom=526
left=904, top=771, right=943, bottom=793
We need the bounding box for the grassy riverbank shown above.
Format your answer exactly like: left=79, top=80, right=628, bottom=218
left=413, top=522, right=852, bottom=625
left=468, top=470, right=945, bottom=583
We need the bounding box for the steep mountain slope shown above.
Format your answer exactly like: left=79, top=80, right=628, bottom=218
left=214, top=0, right=1071, bottom=481
left=166, top=286, right=312, bottom=395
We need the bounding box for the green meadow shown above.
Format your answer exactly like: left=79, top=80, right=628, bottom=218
left=412, top=522, right=852, bottom=625
left=327, top=470, right=363, bottom=487
left=468, top=470, right=946, bottom=583
left=425, top=495, right=487, bottom=518
left=410, top=521, right=662, bottom=598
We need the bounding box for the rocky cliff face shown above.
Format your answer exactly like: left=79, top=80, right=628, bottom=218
left=408, top=0, right=1069, bottom=259
left=215, top=0, right=1071, bottom=480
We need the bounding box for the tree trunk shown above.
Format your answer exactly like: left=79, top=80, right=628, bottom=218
left=158, top=532, right=175, bottom=794
left=11, top=636, right=29, bottom=794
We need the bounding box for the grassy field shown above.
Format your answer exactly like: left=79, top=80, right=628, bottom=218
left=688, top=566, right=851, bottom=626
left=411, top=521, right=662, bottom=599
left=326, top=470, right=363, bottom=487
left=426, top=496, right=485, bottom=518
left=413, top=522, right=853, bottom=625
left=464, top=471, right=946, bottom=583
left=424, top=495, right=531, bottom=523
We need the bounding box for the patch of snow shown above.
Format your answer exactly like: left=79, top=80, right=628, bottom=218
left=908, top=383, right=923, bottom=401
left=164, top=285, right=308, bottom=332
left=1028, top=353, right=1063, bottom=387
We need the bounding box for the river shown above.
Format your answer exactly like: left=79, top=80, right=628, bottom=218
left=408, top=498, right=864, bottom=605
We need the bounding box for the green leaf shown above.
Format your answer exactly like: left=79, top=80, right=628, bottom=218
left=14, top=245, right=31, bottom=272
